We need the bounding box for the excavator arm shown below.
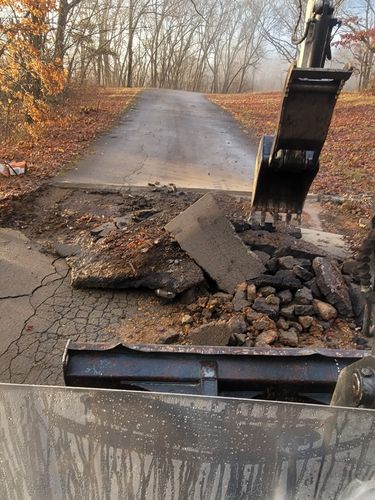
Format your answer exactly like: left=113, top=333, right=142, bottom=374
left=251, top=0, right=352, bottom=224
left=297, top=0, right=337, bottom=68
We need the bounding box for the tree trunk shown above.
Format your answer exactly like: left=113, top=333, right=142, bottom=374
left=54, top=0, right=70, bottom=62
left=126, top=0, right=134, bottom=87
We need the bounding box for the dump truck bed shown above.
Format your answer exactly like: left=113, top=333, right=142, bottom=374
left=1, top=382, right=375, bottom=499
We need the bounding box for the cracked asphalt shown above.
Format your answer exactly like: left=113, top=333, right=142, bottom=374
left=0, top=184, right=209, bottom=385
left=0, top=228, right=144, bottom=384
left=54, top=89, right=256, bottom=192
left=0, top=185, right=246, bottom=384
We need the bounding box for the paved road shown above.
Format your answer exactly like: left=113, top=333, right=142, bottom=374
left=55, top=89, right=256, bottom=192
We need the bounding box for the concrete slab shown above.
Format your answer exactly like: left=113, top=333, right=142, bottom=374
left=301, top=228, right=349, bottom=260
left=165, top=193, right=265, bottom=293
left=0, top=228, right=55, bottom=298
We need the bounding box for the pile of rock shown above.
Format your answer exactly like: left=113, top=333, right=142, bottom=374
left=158, top=192, right=366, bottom=349
left=180, top=247, right=365, bottom=349
left=59, top=187, right=367, bottom=349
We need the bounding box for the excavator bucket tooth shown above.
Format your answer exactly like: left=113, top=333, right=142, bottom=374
left=251, top=135, right=318, bottom=217
left=251, top=66, right=352, bottom=219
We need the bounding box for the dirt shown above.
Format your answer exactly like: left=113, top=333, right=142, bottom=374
left=118, top=296, right=362, bottom=350
left=0, top=184, right=369, bottom=352
left=318, top=195, right=373, bottom=250
left=1, top=185, right=249, bottom=247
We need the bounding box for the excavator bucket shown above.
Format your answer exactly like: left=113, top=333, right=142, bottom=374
left=251, top=66, right=352, bottom=221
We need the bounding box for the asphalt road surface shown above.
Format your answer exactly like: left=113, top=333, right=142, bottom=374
left=55, top=89, right=256, bottom=192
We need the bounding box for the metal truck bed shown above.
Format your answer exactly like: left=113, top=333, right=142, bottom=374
left=1, top=382, right=375, bottom=499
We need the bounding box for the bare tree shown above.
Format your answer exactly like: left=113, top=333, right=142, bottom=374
left=20, top=0, right=365, bottom=94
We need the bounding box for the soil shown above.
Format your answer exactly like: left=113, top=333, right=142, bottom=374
left=318, top=196, right=373, bottom=250
left=0, top=184, right=368, bottom=351
left=1, top=184, right=248, bottom=247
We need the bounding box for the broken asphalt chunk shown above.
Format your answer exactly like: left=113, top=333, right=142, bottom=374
left=68, top=243, right=204, bottom=294
left=189, top=316, right=247, bottom=346
left=54, top=242, right=81, bottom=258
left=240, top=230, right=295, bottom=255
left=252, top=270, right=302, bottom=291
left=253, top=297, right=279, bottom=320
left=313, top=257, right=353, bottom=317
left=274, top=239, right=327, bottom=260
left=132, top=209, right=159, bottom=222
left=114, top=215, right=133, bottom=229
left=165, top=193, right=265, bottom=294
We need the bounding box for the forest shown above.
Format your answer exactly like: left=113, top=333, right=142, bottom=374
left=0, top=0, right=374, bottom=114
